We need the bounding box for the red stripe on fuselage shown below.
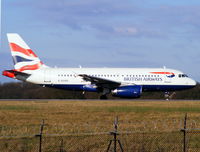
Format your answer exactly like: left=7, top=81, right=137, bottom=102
left=150, top=72, right=175, bottom=75
left=10, top=43, right=38, bottom=57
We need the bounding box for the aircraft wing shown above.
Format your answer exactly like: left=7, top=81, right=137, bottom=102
left=79, top=74, right=121, bottom=89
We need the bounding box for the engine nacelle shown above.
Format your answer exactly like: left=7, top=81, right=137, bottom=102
left=83, top=84, right=98, bottom=92
left=112, top=85, right=142, bottom=98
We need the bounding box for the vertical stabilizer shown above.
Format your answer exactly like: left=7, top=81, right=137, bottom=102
left=7, top=33, right=44, bottom=72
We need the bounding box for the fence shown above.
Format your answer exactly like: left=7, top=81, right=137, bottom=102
left=0, top=115, right=200, bottom=152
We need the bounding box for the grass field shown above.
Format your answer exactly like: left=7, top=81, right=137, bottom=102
left=0, top=100, right=200, bottom=136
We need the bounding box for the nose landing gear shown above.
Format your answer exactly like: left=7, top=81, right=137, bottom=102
left=164, top=91, right=176, bottom=100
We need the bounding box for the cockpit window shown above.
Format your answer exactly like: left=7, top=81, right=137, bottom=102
left=179, top=74, right=188, bottom=78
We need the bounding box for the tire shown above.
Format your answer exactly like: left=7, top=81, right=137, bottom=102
left=100, top=95, right=108, bottom=100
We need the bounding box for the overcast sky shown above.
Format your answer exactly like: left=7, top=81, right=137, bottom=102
left=1, top=0, right=200, bottom=82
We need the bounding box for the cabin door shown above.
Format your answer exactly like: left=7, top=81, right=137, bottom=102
left=44, top=69, right=52, bottom=83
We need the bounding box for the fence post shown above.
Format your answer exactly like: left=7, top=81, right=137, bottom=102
left=59, top=138, right=64, bottom=152
left=114, top=116, right=118, bottom=152
left=106, top=116, right=124, bottom=152
left=36, top=120, right=45, bottom=152
left=181, top=113, right=187, bottom=152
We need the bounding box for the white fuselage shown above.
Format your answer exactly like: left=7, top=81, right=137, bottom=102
left=26, top=67, right=196, bottom=92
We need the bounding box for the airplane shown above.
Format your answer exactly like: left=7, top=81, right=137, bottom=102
left=2, top=33, right=197, bottom=99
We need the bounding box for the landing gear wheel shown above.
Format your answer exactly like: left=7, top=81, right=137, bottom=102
left=100, top=95, right=108, bottom=100
left=164, top=91, right=176, bottom=101
left=164, top=92, right=170, bottom=101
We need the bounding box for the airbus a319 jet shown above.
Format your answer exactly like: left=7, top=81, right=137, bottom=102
left=2, top=34, right=197, bottom=99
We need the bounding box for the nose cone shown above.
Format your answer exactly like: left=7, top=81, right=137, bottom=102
left=189, top=79, right=197, bottom=87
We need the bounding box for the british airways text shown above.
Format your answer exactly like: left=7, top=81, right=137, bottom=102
left=124, top=77, right=163, bottom=82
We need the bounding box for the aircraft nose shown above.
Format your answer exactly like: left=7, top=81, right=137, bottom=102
left=190, top=79, right=197, bottom=86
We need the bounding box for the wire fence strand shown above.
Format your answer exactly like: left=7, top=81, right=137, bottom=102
left=0, top=131, right=200, bottom=152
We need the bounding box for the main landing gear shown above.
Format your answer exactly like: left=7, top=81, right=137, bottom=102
left=100, top=95, right=108, bottom=100
left=100, top=88, right=110, bottom=100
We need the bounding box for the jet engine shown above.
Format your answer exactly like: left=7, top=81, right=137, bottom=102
left=112, top=85, right=142, bottom=98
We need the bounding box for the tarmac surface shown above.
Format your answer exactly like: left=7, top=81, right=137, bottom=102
left=0, top=99, right=199, bottom=102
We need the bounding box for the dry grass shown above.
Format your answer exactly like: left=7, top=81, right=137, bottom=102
left=0, top=100, right=200, bottom=136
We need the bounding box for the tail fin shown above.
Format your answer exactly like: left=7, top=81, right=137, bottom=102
left=7, top=33, right=44, bottom=72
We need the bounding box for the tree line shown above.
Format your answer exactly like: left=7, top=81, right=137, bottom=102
left=0, top=82, right=199, bottom=99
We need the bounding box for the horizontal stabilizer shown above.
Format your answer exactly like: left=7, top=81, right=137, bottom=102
left=2, top=70, right=31, bottom=81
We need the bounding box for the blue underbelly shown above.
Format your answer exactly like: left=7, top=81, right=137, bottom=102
left=41, top=84, right=195, bottom=92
